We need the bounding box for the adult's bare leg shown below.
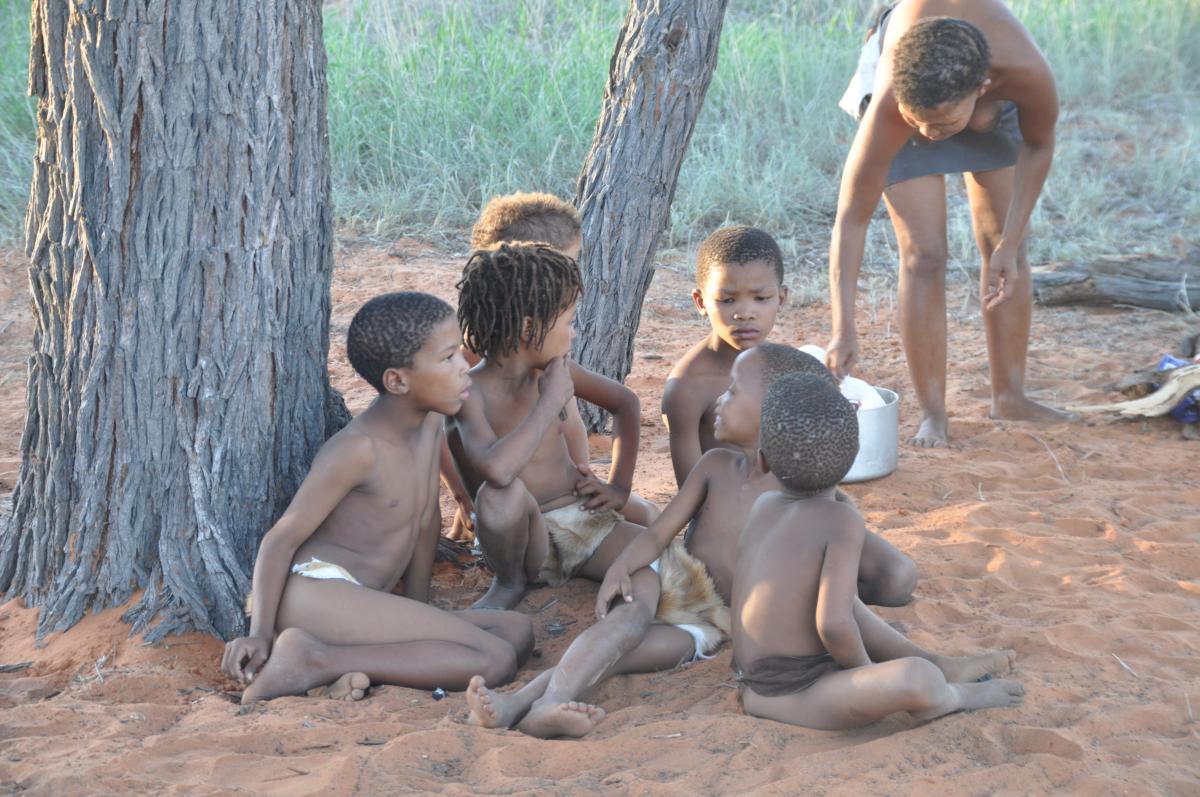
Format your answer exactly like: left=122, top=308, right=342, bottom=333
left=741, top=656, right=1024, bottom=730
left=242, top=577, right=520, bottom=703
left=471, top=478, right=550, bottom=609
left=964, top=168, right=1076, bottom=424
left=884, top=175, right=952, bottom=448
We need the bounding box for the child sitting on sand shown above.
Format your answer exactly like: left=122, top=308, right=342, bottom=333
left=446, top=243, right=648, bottom=611
left=222, top=293, right=533, bottom=703
left=454, top=192, right=657, bottom=531
left=464, top=344, right=912, bottom=738
left=662, top=226, right=789, bottom=488
left=731, top=373, right=1024, bottom=729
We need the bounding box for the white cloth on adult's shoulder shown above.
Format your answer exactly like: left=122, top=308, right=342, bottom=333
left=799, top=344, right=887, bottom=410
left=838, top=24, right=883, bottom=119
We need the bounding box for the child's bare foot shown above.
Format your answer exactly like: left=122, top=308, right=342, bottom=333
left=466, top=675, right=531, bottom=729
left=906, top=412, right=948, bottom=448
left=516, top=699, right=606, bottom=739
left=241, top=628, right=328, bottom=704
left=954, top=678, right=1025, bottom=711
left=990, top=394, right=1077, bottom=424
left=935, top=649, right=1016, bottom=683
left=472, top=579, right=527, bottom=610
left=316, top=672, right=370, bottom=701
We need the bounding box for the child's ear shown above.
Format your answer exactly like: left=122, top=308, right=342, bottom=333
left=691, top=287, right=707, bottom=316
left=756, top=449, right=770, bottom=474
left=382, top=367, right=409, bottom=395
left=778, top=284, right=789, bottom=306
left=521, top=315, right=536, bottom=344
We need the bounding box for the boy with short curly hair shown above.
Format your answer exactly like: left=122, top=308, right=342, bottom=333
left=222, top=292, right=533, bottom=703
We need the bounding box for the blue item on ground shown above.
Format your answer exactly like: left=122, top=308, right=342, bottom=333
left=1157, top=354, right=1200, bottom=423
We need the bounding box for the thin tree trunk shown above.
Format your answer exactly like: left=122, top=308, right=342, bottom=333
left=573, top=0, right=728, bottom=430
left=0, top=0, right=335, bottom=642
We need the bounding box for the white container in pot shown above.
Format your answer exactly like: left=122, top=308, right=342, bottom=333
left=841, top=386, right=899, bottom=483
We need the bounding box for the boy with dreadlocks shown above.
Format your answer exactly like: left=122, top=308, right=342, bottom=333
left=465, top=343, right=905, bottom=738
left=222, top=293, right=533, bottom=703
left=448, top=243, right=647, bottom=614
left=732, top=372, right=1022, bottom=729
left=442, top=192, right=658, bottom=539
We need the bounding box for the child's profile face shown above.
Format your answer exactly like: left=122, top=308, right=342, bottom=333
left=712, top=350, right=765, bottom=447
left=529, top=299, right=577, bottom=364
left=692, top=260, right=787, bottom=352
left=400, top=316, right=472, bottom=414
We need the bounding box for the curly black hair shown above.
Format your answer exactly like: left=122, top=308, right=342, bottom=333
left=695, top=226, right=785, bottom=289
left=347, top=292, right=454, bottom=393
left=471, top=192, right=581, bottom=252
left=893, top=17, right=990, bottom=110
left=456, top=243, right=583, bottom=360
left=755, top=343, right=837, bottom=392
left=760, top=373, right=859, bottom=494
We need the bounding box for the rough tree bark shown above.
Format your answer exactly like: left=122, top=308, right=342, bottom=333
left=573, top=0, right=729, bottom=429
left=0, top=1, right=337, bottom=642
left=1031, top=253, right=1200, bottom=312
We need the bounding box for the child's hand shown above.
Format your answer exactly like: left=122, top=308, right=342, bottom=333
left=221, top=635, right=272, bottom=684
left=596, top=565, right=634, bottom=619
left=538, top=357, right=575, bottom=415
left=573, top=464, right=629, bottom=512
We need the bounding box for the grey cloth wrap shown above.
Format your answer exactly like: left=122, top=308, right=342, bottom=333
left=733, top=652, right=842, bottom=697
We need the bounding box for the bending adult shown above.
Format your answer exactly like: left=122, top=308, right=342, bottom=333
left=827, top=0, right=1074, bottom=447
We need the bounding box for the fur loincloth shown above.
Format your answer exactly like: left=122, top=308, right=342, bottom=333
left=652, top=539, right=731, bottom=658
left=536, top=501, right=623, bottom=587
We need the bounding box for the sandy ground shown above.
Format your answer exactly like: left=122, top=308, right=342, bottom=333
left=1, top=240, right=1198, bottom=796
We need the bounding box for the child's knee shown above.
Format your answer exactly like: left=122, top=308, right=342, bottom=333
left=881, top=555, right=918, bottom=606
left=480, top=638, right=520, bottom=686
left=475, top=480, right=530, bottom=531
left=892, top=657, right=945, bottom=708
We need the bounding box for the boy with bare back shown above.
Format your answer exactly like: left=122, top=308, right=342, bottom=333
left=222, top=293, right=533, bottom=703
left=448, top=243, right=652, bottom=614
left=444, top=192, right=657, bottom=538
left=732, top=372, right=1023, bottom=729
left=464, top=344, right=911, bottom=737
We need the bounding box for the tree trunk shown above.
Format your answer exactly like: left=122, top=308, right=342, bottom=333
left=1031, top=253, right=1200, bottom=312
left=573, top=0, right=728, bottom=430
left=0, top=0, right=335, bottom=643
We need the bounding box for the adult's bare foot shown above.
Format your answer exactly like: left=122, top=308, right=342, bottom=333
left=317, top=672, right=370, bottom=701
left=472, top=579, right=527, bottom=611
left=517, top=699, right=606, bottom=739
left=906, top=413, right=949, bottom=448
left=990, top=394, right=1078, bottom=424
left=466, top=675, right=536, bottom=729
left=936, top=649, right=1016, bottom=683
left=954, top=678, right=1025, bottom=711
left=241, top=628, right=328, bottom=704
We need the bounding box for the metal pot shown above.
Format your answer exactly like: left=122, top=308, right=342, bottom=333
left=842, top=387, right=899, bottom=483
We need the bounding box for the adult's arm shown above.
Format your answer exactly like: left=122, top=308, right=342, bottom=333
left=827, top=94, right=913, bottom=377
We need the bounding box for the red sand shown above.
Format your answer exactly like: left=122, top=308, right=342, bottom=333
left=1, top=240, right=1198, bottom=796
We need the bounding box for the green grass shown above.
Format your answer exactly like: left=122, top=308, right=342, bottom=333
left=1, top=0, right=1196, bottom=269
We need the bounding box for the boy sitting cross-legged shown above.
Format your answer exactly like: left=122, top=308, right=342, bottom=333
left=463, top=343, right=908, bottom=738
left=732, top=373, right=1024, bottom=730
left=447, top=243, right=649, bottom=612
left=221, top=293, right=533, bottom=703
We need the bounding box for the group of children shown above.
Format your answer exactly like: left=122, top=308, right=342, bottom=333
left=221, top=193, right=1023, bottom=737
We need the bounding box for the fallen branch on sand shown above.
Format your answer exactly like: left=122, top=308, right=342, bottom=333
left=1068, top=364, right=1200, bottom=417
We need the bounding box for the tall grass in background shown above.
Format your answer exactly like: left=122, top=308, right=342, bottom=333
left=0, top=0, right=1196, bottom=268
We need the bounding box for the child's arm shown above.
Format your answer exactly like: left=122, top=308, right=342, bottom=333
left=815, top=506, right=870, bottom=668
left=221, top=433, right=374, bottom=683
left=568, top=360, right=639, bottom=512
left=401, top=496, right=440, bottom=604
left=439, top=433, right=474, bottom=525
left=661, top=378, right=704, bottom=489
left=563, top=399, right=592, bottom=469
left=453, top=356, right=574, bottom=487
left=594, top=453, right=718, bottom=618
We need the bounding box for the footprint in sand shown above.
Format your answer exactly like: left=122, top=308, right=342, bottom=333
left=1003, top=727, right=1085, bottom=761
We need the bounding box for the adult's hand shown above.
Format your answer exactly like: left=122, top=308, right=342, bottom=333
left=826, top=332, right=860, bottom=379
left=983, top=243, right=1019, bottom=311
